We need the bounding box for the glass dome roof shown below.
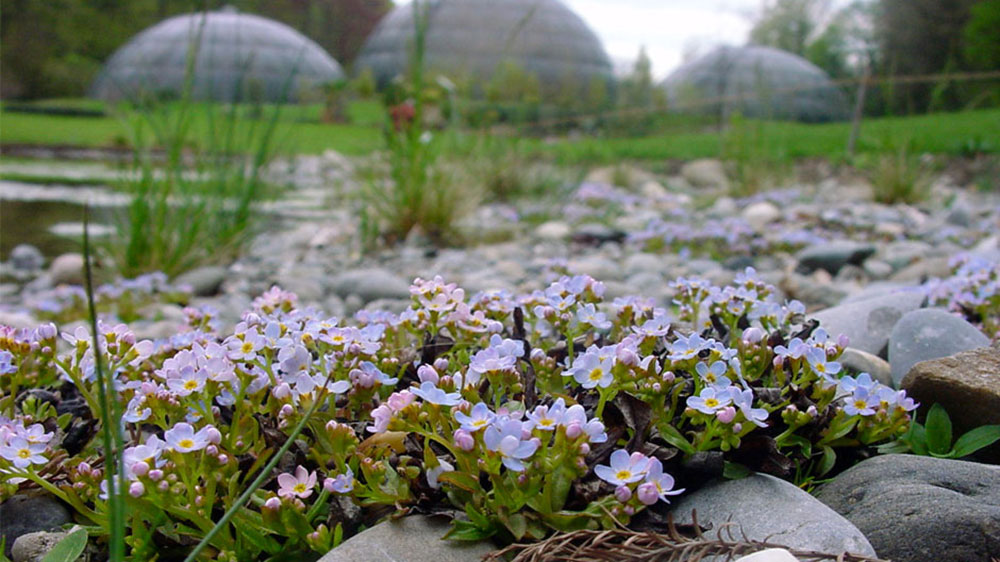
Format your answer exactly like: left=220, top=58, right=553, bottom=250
left=661, top=45, right=850, bottom=122
left=354, top=0, right=613, bottom=100
left=90, top=8, right=344, bottom=103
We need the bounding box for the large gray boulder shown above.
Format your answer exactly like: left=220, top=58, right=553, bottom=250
left=887, top=308, right=990, bottom=386
left=812, top=290, right=925, bottom=357
left=317, top=515, right=496, bottom=562
left=670, top=473, right=876, bottom=557
left=815, top=454, right=1000, bottom=562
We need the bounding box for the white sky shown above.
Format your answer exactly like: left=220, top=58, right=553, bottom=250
left=565, top=0, right=765, bottom=78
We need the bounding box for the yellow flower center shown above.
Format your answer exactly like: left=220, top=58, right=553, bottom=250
left=589, top=368, right=604, bottom=382
left=854, top=400, right=867, bottom=411
left=472, top=420, right=488, bottom=429
left=240, top=342, right=254, bottom=354
left=17, top=449, right=30, bottom=459
left=704, top=398, right=719, bottom=409
left=615, top=470, right=632, bottom=481
left=293, top=483, right=307, bottom=494
left=184, top=380, right=199, bottom=390
left=178, top=439, right=195, bottom=449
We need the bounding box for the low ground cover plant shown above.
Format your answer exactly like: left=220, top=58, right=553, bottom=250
left=0, top=267, right=933, bottom=560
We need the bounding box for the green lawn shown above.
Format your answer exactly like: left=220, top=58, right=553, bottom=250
left=532, top=109, right=1000, bottom=165
left=2, top=100, right=998, bottom=162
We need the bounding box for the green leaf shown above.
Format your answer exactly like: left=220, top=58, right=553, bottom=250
left=817, top=446, right=837, bottom=477
left=503, top=513, right=527, bottom=540
left=780, top=434, right=813, bottom=457
left=232, top=517, right=280, bottom=555
left=949, top=425, right=1000, bottom=458
left=40, top=529, right=88, bottom=562
left=443, top=519, right=496, bottom=541
left=438, top=471, right=481, bottom=493
left=658, top=424, right=696, bottom=455
left=463, top=502, right=491, bottom=530
left=908, top=422, right=929, bottom=456
left=925, top=403, right=953, bottom=455
left=875, top=439, right=911, bottom=455
left=723, top=461, right=751, bottom=479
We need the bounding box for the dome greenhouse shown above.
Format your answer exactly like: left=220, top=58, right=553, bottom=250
left=90, top=7, right=344, bottom=103
left=661, top=45, right=850, bottom=122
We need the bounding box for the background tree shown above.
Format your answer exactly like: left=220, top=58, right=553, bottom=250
left=748, top=0, right=829, bottom=57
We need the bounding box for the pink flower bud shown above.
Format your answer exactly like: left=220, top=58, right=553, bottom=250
left=148, top=469, right=163, bottom=481
left=732, top=423, right=743, bottom=433
left=141, top=382, right=158, bottom=394
left=308, top=531, right=320, bottom=541
left=615, top=485, right=632, bottom=503
left=837, top=334, right=849, bottom=348
left=348, top=343, right=362, bottom=355
left=217, top=454, right=228, bottom=465
left=616, top=346, right=639, bottom=366
left=273, top=383, right=292, bottom=399
left=716, top=406, right=737, bottom=424
left=433, top=357, right=449, bottom=372
left=206, top=445, right=218, bottom=457
left=662, top=371, right=675, bottom=383
left=774, top=356, right=784, bottom=368
left=579, top=443, right=590, bottom=455
left=78, top=462, right=92, bottom=475
left=386, top=390, right=416, bottom=412
left=623, top=505, right=635, bottom=516
left=565, top=422, right=583, bottom=439
left=129, top=482, right=145, bottom=498
left=279, top=404, right=294, bottom=417
left=652, top=382, right=661, bottom=392
left=636, top=482, right=659, bottom=505
left=453, top=429, right=475, bottom=452
left=530, top=348, right=546, bottom=362
left=323, top=478, right=335, bottom=493
left=417, top=365, right=440, bottom=384
left=264, top=497, right=281, bottom=511
left=326, top=420, right=339, bottom=432
left=158, top=481, right=170, bottom=492
left=131, top=461, right=149, bottom=478
left=806, top=405, right=818, bottom=418
left=195, top=495, right=205, bottom=506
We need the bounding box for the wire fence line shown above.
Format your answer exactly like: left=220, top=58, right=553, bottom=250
left=487, top=68, right=1000, bottom=133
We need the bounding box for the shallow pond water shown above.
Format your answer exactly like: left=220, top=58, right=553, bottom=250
left=0, top=180, right=120, bottom=261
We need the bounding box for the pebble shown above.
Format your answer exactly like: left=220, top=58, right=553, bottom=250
left=796, top=242, right=876, bottom=275
left=811, top=290, right=926, bottom=357
left=9, top=244, right=45, bottom=271
left=48, top=253, right=85, bottom=286
left=0, top=493, right=72, bottom=558
left=901, top=345, right=1000, bottom=461
left=317, top=515, right=496, bottom=562
left=887, top=308, right=991, bottom=386
left=173, top=266, right=228, bottom=296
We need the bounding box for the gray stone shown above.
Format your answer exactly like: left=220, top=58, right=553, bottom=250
left=48, top=253, right=85, bottom=286
left=317, top=515, right=496, bottom=562
left=0, top=493, right=72, bottom=557
left=901, top=345, right=1000, bottom=462
left=734, top=549, right=801, bottom=562
left=796, top=242, right=876, bottom=275
left=330, top=268, right=411, bottom=303
left=681, top=158, right=729, bottom=191
left=862, top=259, right=893, bottom=281
left=9, top=244, right=45, bottom=271
left=670, top=473, right=875, bottom=557
left=812, top=290, right=925, bottom=357
left=888, top=308, right=990, bottom=386
left=0, top=311, right=40, bottom=330
left=741, top=201, right=781, bottom=231
left=815, top=454, right=1000, bottom=562
left=11, top=530, right=75, bottom=562
left=889, top=256, right=952, bottom=283
left=839, top=347, right=893, bottom=387
left=779, top=273, right=846, bottom=310
left=174, top=266, right=228, bottom=296
left=567, top=255, right=622, bottom=281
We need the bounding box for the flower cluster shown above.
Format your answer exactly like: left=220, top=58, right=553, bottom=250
left=0, top=266, right=928, bottom=559
left=924, top=254, right=1000, bottom=338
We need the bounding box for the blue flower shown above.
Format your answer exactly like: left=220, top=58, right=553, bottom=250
left=732, top=388, right=769, bottom=427
left=565, top=347, right=614, bottom=389
left=454, top=402, right=496, bottom=432
left=595, top=449, right=650, bottom=486
left=483, top=417, right=538, bottom=472
left=411, top=381, right=462, bottom=406
left=0, top=351, right=17, bottom=375
left=686, top=386, right=733, bottom=415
